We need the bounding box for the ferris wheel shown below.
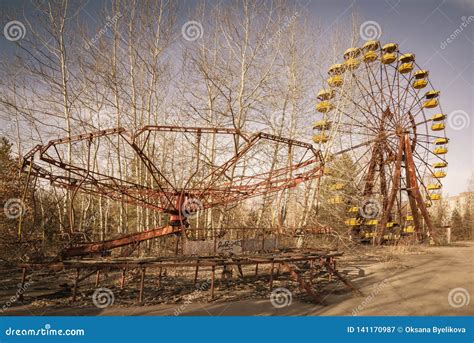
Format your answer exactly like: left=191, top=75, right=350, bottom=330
left=313, top=41, right=448, bottom=243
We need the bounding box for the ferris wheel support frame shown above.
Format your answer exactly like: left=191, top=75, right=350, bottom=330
left=375, top=133, right=434, bottom=244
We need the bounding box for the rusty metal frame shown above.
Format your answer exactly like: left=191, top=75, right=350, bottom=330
left=374, top=133, right=435, bottom=243
left=19, top=250, right=362, bottom=305
left=20, top=125, right=325, bottom=258
left=22, top=126, right=323, bottom=218
left=403, top=133, right=434, bottom=238
left=62, top=225, right=182, bottom=257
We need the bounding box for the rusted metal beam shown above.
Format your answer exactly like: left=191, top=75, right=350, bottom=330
left=323, top=260, right=364, bottom=297
left=404, top=134, right=435, bottom=238
left=193, top=262, right=199, bottom=287
left=62, top=225, right=182, bottom=257
left=403, top=134, right=422, bottom=240
left=376, top=136, right=404, bottom=244
left=41, top=127, right=126, bottom=153
left=138, top=268, right=146, bottom=304
left=280, top=262, right=323, bottom=304
left=363, top=144, right=379, bottom=196
left=269, top=260, right=275, bottom=291
left=20, top=251, right=344, bottom=270
left=76, top=269, right=98, bottom=284
left=71, top=268, right=80, bottom=303
left=95, top=270, right=100, bottom=287
left=120, top=269, right=126, bottom=290
left=210, top=266, right=215, bottom=300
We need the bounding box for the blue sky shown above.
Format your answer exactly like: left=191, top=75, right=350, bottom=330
left=1, top=0, right=472, bottom=195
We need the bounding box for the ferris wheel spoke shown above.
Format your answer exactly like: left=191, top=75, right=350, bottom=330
left=412, top=118, right=432, bottom=127
left=403, top=61, right=437, bottom=122
left=409, top=104, right=431, bottom=121
left=366, top=63, right=403, bottom=133
left=412, top=149, right=440, bottom=183
left=413, top=140, right=447, bottom=163
left=341, top=139, right=373, bottom=167
left=382, top=64, right=403, bottom=126
left=344, top=136, right=400, bottom=193
left=400, top=83, right=431, bottom=123
left=407, top=97, right=423, bottom=118
left=332, top=108, right=381, bottom=136
left=395, top=66, right=402, bottom=123
left=411, top=150, right=434, bottom=194
left=405, top=89, right=423, bottom=111
left=332, top=134, right=388, bottom=157
left=362, top=153, right=382, bottom=196
left=335, top=122, right=382, bottom=137
left=337, top=120, right=380, bottom=132
left=389, top=64, right=399, bottom=105
left=396, top=70, right=416, bottom=122
left=384, top=150, right=396, bottom=193
left=410, top=132, right=446, bottom=139
left=399, top=93, right=419, bottom=128
left=394, top=66, right=416, bottom=124
left=333, top=129, right=378, bottom=139
left=399, top=71, right=416, bottom=102
left=351, top=152, right=377, bottom=189
left=334, top=88, right=379, bottom=128
left=365, top=62, right=389, bottom=110
left=351, top=74, right=386, bottom=117
left=389, top=76, right=403, bottom=125
left=381, top=138, right=402, bottom=166
left=324, top=147, right=372, bottom=189
left=414, top=138, right=441, bottom=145
left=357, top=140, right=386, bottom=180
left=382, top=64, right=397, bottom=117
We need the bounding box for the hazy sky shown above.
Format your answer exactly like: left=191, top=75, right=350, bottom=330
left=1, top=0, right=473, bottom=196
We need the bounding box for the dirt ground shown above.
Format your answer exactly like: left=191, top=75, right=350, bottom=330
left=1, top=241, right=473, bottom=316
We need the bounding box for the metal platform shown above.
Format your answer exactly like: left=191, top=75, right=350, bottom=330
left=18, top=249, right=362, bottom=305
